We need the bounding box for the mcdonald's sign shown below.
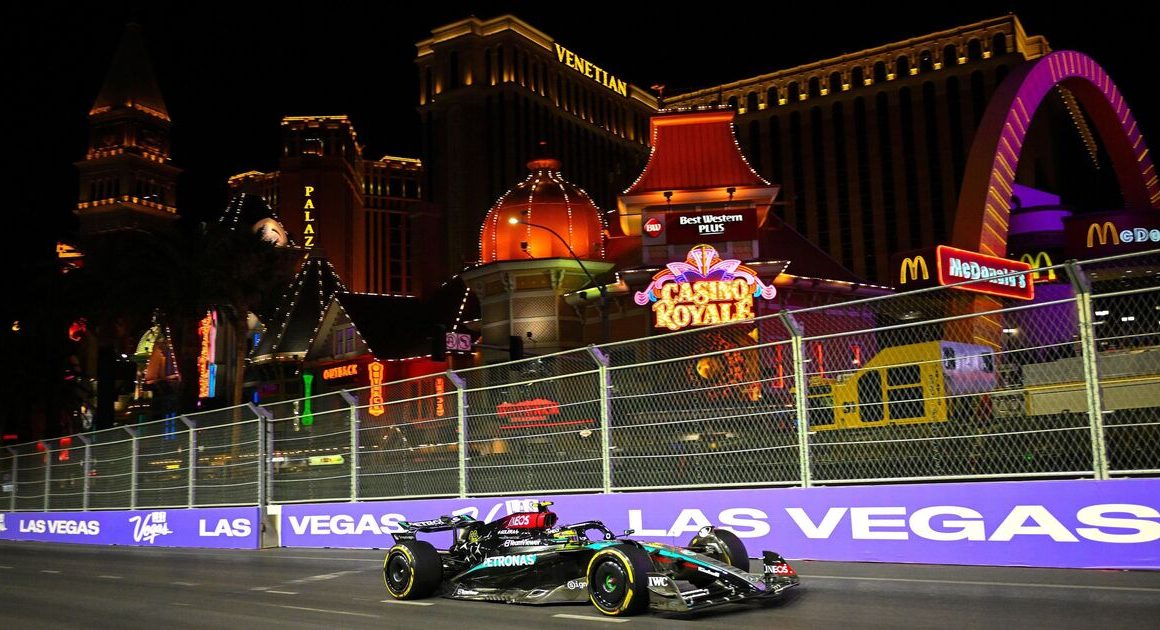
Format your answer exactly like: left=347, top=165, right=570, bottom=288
left=899, top=256, right=930, bottom=284
left=1087, top=222, right=1120, bottom=248
left=1019, top=251, right=1058, bottom=282
left=935, top=245, right=1034, bottom=300
left=1065, top=211, right=1160, bottom=257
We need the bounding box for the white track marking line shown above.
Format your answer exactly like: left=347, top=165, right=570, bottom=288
left=40, top=570, right=60, bottom=574
left=803, top=574, right=1160, bottom=593
left=171, top=582, right=199, bottom=587
left=380, top=599, right=434, bottom=606
left=552, top=613, right=631, bottom=623
left=0, top=566, right=12, bottom=569
left=253, top=603, right=379, bottom=619
left=265, top=590, right=298, bottom=595
left=97, top=575, right=123, bottom=579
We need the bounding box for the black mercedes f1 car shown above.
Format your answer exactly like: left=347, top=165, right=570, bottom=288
left=382, top=501, right=799, bottom=616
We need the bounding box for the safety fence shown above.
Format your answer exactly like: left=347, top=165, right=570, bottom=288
left=3, top=249, right=1158, bottom=510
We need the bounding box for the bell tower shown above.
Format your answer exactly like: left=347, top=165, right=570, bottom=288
left=75, top=23, right=180, bottom=235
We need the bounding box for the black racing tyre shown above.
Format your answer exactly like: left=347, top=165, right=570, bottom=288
left=688, top=528, right=749, bottom=587
left=383, top=540, right=442, bottom=600
left=586, top=545, right=652, bottom=616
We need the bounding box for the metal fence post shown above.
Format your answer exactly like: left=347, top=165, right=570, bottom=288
left=179, top=416, right=195, bottom=507
left=1066, top=261, right=1109, bottom=480
left=248, top=403, right=273, bottom=509
left=43, top=444, right=52, bottom=511
left=338, top=390, right=359, bottom=502
left=778, top=312, right=812, bottom=488
left=447, top=370, right=468, bottom=498
left=122, top=426, right=138, bottom=510
left=586, top=345, right=613, bottom=493
left=78, top=435, right=91, bottom=511
left=7, top=447, right=17, bottom=512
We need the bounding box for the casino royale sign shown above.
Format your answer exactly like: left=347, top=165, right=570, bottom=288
left=554, top=43, right=628, bottom=97
left=635, top=245, right=777, bottom=331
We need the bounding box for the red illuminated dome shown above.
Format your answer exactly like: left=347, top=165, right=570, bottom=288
left=480, top=155, right=605, bottom=263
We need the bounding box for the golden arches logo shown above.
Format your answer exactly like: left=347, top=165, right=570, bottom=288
left=899, top=256, right=929, bottom=284
left=1019, top=252, right=1057, bottom=282
left=1086, top=222, right=1119, bottom=247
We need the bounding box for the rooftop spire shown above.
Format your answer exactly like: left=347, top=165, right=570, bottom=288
left=90, top=23, right=169, bottom=121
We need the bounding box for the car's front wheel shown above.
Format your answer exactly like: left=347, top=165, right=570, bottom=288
left=383, top=540, right=442, bottom=600
left=586, top=545, right=651, bottom=616
left=687, top=527, right=749, bottom=587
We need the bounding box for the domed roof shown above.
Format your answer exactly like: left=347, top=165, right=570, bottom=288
left=480, top=154, right=605, bottom=263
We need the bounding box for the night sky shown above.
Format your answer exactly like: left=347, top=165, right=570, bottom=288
left=5, top=1, right=1156, bottom=277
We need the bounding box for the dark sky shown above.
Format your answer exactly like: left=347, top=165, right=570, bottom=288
left=4, top=2, right=1155, bottom=273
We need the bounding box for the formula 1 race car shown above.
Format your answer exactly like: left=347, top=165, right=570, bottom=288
left=382, top=501, right=798, bottom=616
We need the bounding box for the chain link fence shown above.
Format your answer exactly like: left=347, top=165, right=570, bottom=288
left=6, top=249, right=1159, bottom=511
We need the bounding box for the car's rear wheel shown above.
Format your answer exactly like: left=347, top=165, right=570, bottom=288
left=586, top=545, right=651, bottom=616
left=687, top=528, right=749, bottom=587
left=383, top=540, right=442, bottom=600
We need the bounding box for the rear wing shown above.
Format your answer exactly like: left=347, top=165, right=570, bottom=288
left=392, top=514, right=477, bottom=542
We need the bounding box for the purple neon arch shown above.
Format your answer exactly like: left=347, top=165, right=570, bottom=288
left=952, top=50, right=1160, bottom=256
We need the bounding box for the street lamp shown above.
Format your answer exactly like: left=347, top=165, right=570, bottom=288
left=508, top=212, right=610, bottom=343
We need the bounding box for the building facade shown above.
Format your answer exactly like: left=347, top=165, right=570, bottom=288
left=662, top=15, right=1112, bottom=283
left=415, top=15, right=659, bottom=273
left=229, top=116, right=436, bottom=296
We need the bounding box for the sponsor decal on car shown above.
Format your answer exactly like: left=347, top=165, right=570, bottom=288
left=648, top=576, right=670, bottom=587
left=764, top=563, right=795, bottom=575
left=566, top=579, right=588, bottom=590
left=480, top=554, right=538, bottom=568
left=502, top=539, right=542, bottom=547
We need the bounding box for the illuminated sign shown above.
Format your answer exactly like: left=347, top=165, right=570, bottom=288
left=301, top=373, right=314, bottom=425
left=899, top=256, right=930, bottom=285
left=434, top=377, right=445, bottom=418
left=322, top=363, right=359, bottom=381
left=497, top=398, right=593, bottom=429
left=1086, top=222, right=1160, bottom=248
left=643, top=217, right=663, bottom=238
left=308, top=455, right=345, bottom=466
left=554, top=43, right=628, bottom=97
left=935, top=245, right=1033, bottom=300
left=445, top=332, right=473, bottom=352
left=368, top=361, right=385, bottom=417
left=635, top=245, right=777, bottom=331
left=303, top=186, right=316, bottom=249
left=1019, top=252, right=1058, bottom=282
left=197, top=311, right=217, bottom=398
left=1065, top=212, right=1160, bottom=256
left=642, top=209, right=757, bottom=245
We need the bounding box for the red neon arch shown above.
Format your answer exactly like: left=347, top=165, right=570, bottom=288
left=952, top=51, right=1160, bottom=256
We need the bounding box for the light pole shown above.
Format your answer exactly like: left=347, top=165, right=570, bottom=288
left=508, top=213, right=610, bottom=343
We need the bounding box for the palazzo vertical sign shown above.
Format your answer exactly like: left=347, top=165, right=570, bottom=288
left=303, top=186, right=316, bottom=249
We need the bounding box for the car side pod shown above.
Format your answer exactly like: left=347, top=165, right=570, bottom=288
left=761, top=551, right=800, bottom=594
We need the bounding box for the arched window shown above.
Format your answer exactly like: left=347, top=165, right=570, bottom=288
left=747, top=91, right=759, bottom=112
left=919, top=50, right=934, bottom=72
left=728, top=95, right=739, bottom=111
left=852, top=67, right=865, bottom=87
left=448, top=51, right=460, bottom=89
left=943, top=45, right=958, bottom=67
left=967, top=39, right=983, bottom=61
left=896, top=55, right=910, bottom=77
left=873, top=61, right=887, bottom=83
left=788, top=82, right=801, bottom=101
left=808, top=76, right=821, bottom=97
left=767, top=87, right=779, bottom=106
left=829, top=72, right=842, bottom=93
left=992, top=33, right=1008, bottom=56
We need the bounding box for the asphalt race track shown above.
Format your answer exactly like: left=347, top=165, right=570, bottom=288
left=2, top=542, right=1158, bottom=629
